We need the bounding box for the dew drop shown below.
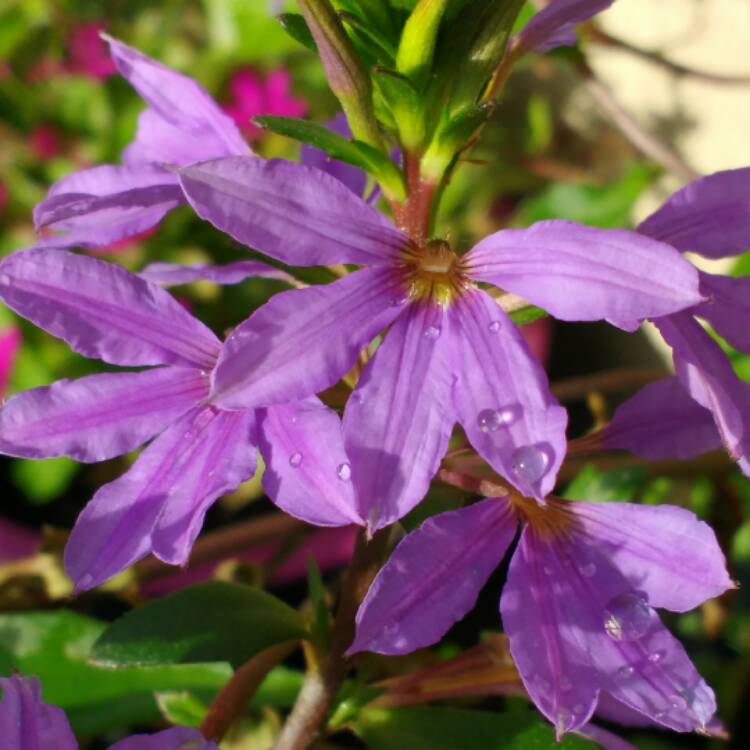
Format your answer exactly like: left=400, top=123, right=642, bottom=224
left=603, top=592, right=653, bottom=641
left=477, top=409, right=502, bottom=433
left=532, top=674, right=550, bottom=692
left=199, top=370, right=208, bottom=378
left=424, top=325, right=441, bottom=340
left=207, top=470, right=215, bottom=478
left=579, top=562, right=597, bottom=578
left=289, top=452, right=303, bottom=468
left=183, top=430, right=194, bottom=440
left=617, top=665, right=634, bottom=678
left=543, top=565, right=553, bottom=576
left=511, top=444, right=551, bottom=485
left=488, top=320, right=502, bottom=334
left=336, top=462, right=352, bottom=481
left=648, top=650, right=665, bottom=664
left=654, top=710, right=667, bottom=722
left=391, top=293, right=409, bottom=307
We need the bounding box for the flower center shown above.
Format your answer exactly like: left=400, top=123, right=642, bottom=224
left=399, top=239, right=469, bottom=306
left=507, top=494, right=575, bottom=538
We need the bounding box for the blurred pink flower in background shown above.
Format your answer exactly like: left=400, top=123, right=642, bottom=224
left=0, top=517, right=37, bottom=563
left=0, top=181, right=7, bottom=215
left=29, top=124, right=63, bottom=160
left=67, top=22, right=116, bottom=79
left=0, top=326, right=20, bottom=396
left=224, top=68, right=307, bottom=141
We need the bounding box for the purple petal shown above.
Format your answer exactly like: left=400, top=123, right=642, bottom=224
left=443, top=289, right=567, bottom=499
left=65, top=406, right=256, bottom=590
left=657, top=312, right=750, bottom=467
left=211, top=268, right=402, bottom=409
left=123, top=107, right=247, bottom=167
left=33, top=164, right=182, bottom=249
left=257, top=398, right=363, bottom=527
left=695, top=272, right=750, bottom=354
left=576, top=723, right=638, bottom=750
left=178, top=157, right=407, bottom=267
left=571, top=499, right=733, bottom=612
left=104, top=35, right=249, bottom=158
left=108, top=726, right=219, bottom=750
left=516, top=1, right=615, bottom=53
left=0, top=248, right=221, bottom=369
left=601, top=377, right=721, bottom=460
left=152, top=408, right=258, bottom=565
left=467, top=221, right=704, bottom=327
left=350, top=498, right=516, bottom=655
left=343, top=301, right=456, bottom=531
left=0, top=367, right=208, bottom=461
left=0, top=674, right=77, bottom=750
left=300, top=114, right=368, bottom=198
left=140, top=259, right=295, bottom=287
left=503, top=521, right=717, bottom=736
left=637, top=168, right=750, bottom=258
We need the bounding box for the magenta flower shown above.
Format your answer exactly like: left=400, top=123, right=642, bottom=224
left=67, top=22, right=117, bottom=79
left=0, top=673, right=216, bottom=750
left=34, top=36, right=250, bottom=251
left=0, top=325, right=20, bottom=396
left=29, top=124, right=63, bottom=160
left=349, top=494, right=732, bottom=737
left=0, top=249, right=358, bottom=590
left=224, top=67, right=307, bottom=141
left=603, top=168, right=750, bottom=475
left=173, top=156, right=704, bottom=529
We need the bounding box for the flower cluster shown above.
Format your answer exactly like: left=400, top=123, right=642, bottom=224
left=0, top=0, right=744, bottom=746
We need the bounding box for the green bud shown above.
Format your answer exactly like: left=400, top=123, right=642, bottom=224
left=298, top=0, right=383, bottom=148
left=396, top=0, right=451, bottom=89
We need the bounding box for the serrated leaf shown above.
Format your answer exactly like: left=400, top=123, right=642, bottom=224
left=353, top=707, right=597, bottom=749
left=0, top=610, right=229, bottom=733
left=91, top=581, right=306, bottom=668
left=254, top=115, right=406, bottom=199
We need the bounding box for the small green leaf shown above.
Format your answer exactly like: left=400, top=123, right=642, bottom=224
left=156, top=691, right=208, bottom=727
left=352, top=707, right=597, bottom=749
left=307, top=557, right=332, bottom=650
left=509, top=305, right=547, bottom=325
left=91, top=581, right=306, bottom=668
left=564, top=464, right=645, bottom=502
left=278, top=13, right=318, bottom=51
left=12, top=456, right=78, bottom=504
left=254, top=115, right=406, bottom=200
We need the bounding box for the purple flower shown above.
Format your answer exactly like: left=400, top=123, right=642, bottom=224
left=349, top=494, right=733, bottom=737
left=604, top=168, right=750, bottom=475
left=0, top=673, right=216, bottom=750
left=33, top=36, right=251, bottom=251
left=173, top=156, right=704, bottom=530
left=515, top=0, right=615, bottom=53
left=0, top=249, right=358, bottom=590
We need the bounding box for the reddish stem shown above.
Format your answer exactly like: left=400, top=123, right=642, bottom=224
left=392, top=151, right=436, bottom=245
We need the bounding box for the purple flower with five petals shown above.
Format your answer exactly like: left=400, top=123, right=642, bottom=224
left=349, top=494, right=733, bottom=737
left=0, top=673, right=217, bottom=750
left=173, top=156, right=704, bottom=530
left=603, top=168, right=750, bottom=476
left=0, top=249, right=358, bottom=591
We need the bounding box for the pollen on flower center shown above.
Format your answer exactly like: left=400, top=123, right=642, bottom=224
left=398, top=239, right=470, bottom=306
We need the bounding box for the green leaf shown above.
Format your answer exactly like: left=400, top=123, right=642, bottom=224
left=254, top=115, right=406, bottom=200
left=156, top=691, right=208, bottom=727
left=352, top=707, right=597, bottom=749
left=508, top=304, right=547, bottom=326
left=307, top=557, right=333, bottom=650
left=279, top=13, right=318, bottom=51
left=12, top=456, right=78, bottom=504
left=0, top=610, right=229, bottom=730
left=91, top=581, right=306, bottom=668
left=563, top=464, right=645, bottom=502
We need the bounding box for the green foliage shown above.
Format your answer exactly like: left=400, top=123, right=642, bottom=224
left=11, top=456, right=78, bottom=504
left=352, top=707, right=597, bottom=749
left=91, top=581, right=306, bottom=668
left=254, top=115, right=407, bottom=199
left=564, top=463, right=645, bottom=502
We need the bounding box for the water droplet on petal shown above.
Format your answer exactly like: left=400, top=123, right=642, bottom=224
left=391, top=293, right=409, bottom=307
left=336, top=462, right=352, bottom=481
left=511, top=444, right=551, bottom=485
left=603, top=592, right=653, bottom=641
left=289, top=452, right=303, bottom=468
left=654, top=710, right=667, bottom=722
left=618, top=665, right=635, bottom=678
left=488, top=320, right=502, bottom=334
left=184, top=431, right=194, bottom=440
left=477, top=409, right=502, bottom=433
left=543, top=565, right=553, bottom=576
left=579, top=562, right=597, bottom=578
left=532, top=674, right=550, bottom=692
left=424, top=325, right=441, bottom=340
left=499, top=404, right=522, bottom=425
left=199, top=370, right=208, bottom=378
left=648, top=650, right=665, bottom=664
